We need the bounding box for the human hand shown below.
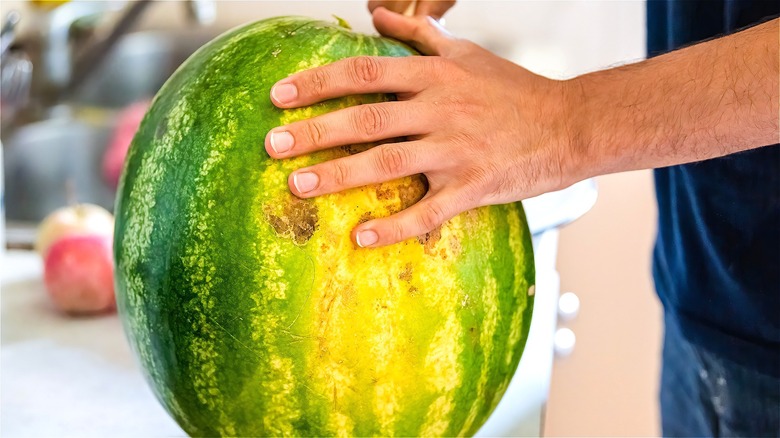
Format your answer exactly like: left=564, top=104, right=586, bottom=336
left=265, top=8, right=582, bottom=248
left=367, top=0, right=455, bottom=20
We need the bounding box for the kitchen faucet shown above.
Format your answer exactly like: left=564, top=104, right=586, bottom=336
left=6, top=0, right=216, bottom=122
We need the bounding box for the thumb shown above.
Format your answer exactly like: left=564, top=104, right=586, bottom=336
left=372, top=6, right=456, bottom=56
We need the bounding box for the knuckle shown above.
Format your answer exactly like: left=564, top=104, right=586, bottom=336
left=330, top=160, right=351, bottom=187
left=446, top=94, right=469, bottom=110
left=463, top=162, right=500, bottom=196
left=440, top=94, right=472, bottom=120
left=450, top=132, right=480, bottom=151
left=494, top=170, right=524, bottom=200
left=375, top=144, right=410, bottom=176
left=448, top=60, right=472, bottom=82
left=431, top=57, right=457, bottom=75
left=306, top=69, right=328, bottom=96
left=390, top=220, right=407, bottom=243
left=349, top=56, right=382, bottom=85
left=465, top=162, right=493, bottom=186
left=463, top=176, right=486, bottom=199
left=355, top=105, right=388, bottom=138
left=419, top=200, right=446, bottom=232
left=303, top=120, right=327, bottom=147
left=425, top=56, right=448, bottom=79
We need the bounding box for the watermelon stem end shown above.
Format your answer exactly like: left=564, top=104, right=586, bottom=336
left=332, top=15, right=352, bottom=30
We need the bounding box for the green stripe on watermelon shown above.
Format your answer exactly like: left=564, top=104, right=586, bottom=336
left=114, top=16, right=535, bottom=437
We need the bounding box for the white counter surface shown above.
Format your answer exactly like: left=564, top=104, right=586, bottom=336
left=1, top=229, right=559, bottom=438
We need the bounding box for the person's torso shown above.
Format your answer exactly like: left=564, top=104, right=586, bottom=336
left=647, top=0, right=780, bottom=376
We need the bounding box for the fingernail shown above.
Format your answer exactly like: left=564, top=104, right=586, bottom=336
left=272, top=83, right=298, bottom=104
left=293, top=172, right=319, bottom=193
left=356, top=229, right=379, bottom=247
left=269, top=131, right=294, bottom=154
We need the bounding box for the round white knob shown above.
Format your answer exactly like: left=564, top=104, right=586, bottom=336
left=554, top=328, right=576, bottom=357
left=558, top=292, right=580, bottom=321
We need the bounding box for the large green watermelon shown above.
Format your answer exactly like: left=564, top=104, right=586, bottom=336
left=114, top=16, right=535, bottom=437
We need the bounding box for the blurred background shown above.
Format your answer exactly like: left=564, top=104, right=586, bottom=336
left=1, top=1, right=660, bottom=436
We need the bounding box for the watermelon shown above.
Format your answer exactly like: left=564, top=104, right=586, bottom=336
left=114, top=16, right=535, bottom=437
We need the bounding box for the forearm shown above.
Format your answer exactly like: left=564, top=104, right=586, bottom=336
left=569, top=18, right=779, bottom=180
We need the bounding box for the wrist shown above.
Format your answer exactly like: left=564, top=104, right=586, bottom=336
left=559, top=75, right=596, bottom=185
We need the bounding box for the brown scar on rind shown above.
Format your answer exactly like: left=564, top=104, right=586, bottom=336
left=398, top=263, right=413, bottom=282
left=375, top=185, right=394, bottom=201
left=263, top=196, right=319, bottom=245
left=339, top=143, right=372, bottom=156
left=417, top=226, right=442, bottom=255
left=397, top=177, right=427, bottom=209
left=358, top=212, right=374, bottom=224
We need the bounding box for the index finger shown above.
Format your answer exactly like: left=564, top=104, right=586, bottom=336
left=270, top=56, right=437, bottom=108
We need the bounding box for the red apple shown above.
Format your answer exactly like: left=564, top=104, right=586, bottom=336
left=43, top=235, right=116, bottom=315
left=35, top=204, right=114, bottom=257
left=103, top=99, right=150, bottom=188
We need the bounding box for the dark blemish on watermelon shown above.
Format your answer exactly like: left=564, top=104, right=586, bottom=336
left=397, top=177, right=427, bottom=209
left=339, top=144, right=371, bottom=156
left=417, top=226, right=442, bottom=255
left=357, top=212, right=374, bottom=224
left=398, top=263, right=413, bottom=282
left=468, top=326, right=480, bottom=344
left=263, top=197, right=319, bottom=245
left=375, top=185, right=393, bottom=201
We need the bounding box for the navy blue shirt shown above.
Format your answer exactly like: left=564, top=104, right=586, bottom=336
left=647, top=1, right=780, bottom=376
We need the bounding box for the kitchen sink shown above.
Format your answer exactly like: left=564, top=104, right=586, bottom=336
left=4, top=117, right=115, bottom=221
